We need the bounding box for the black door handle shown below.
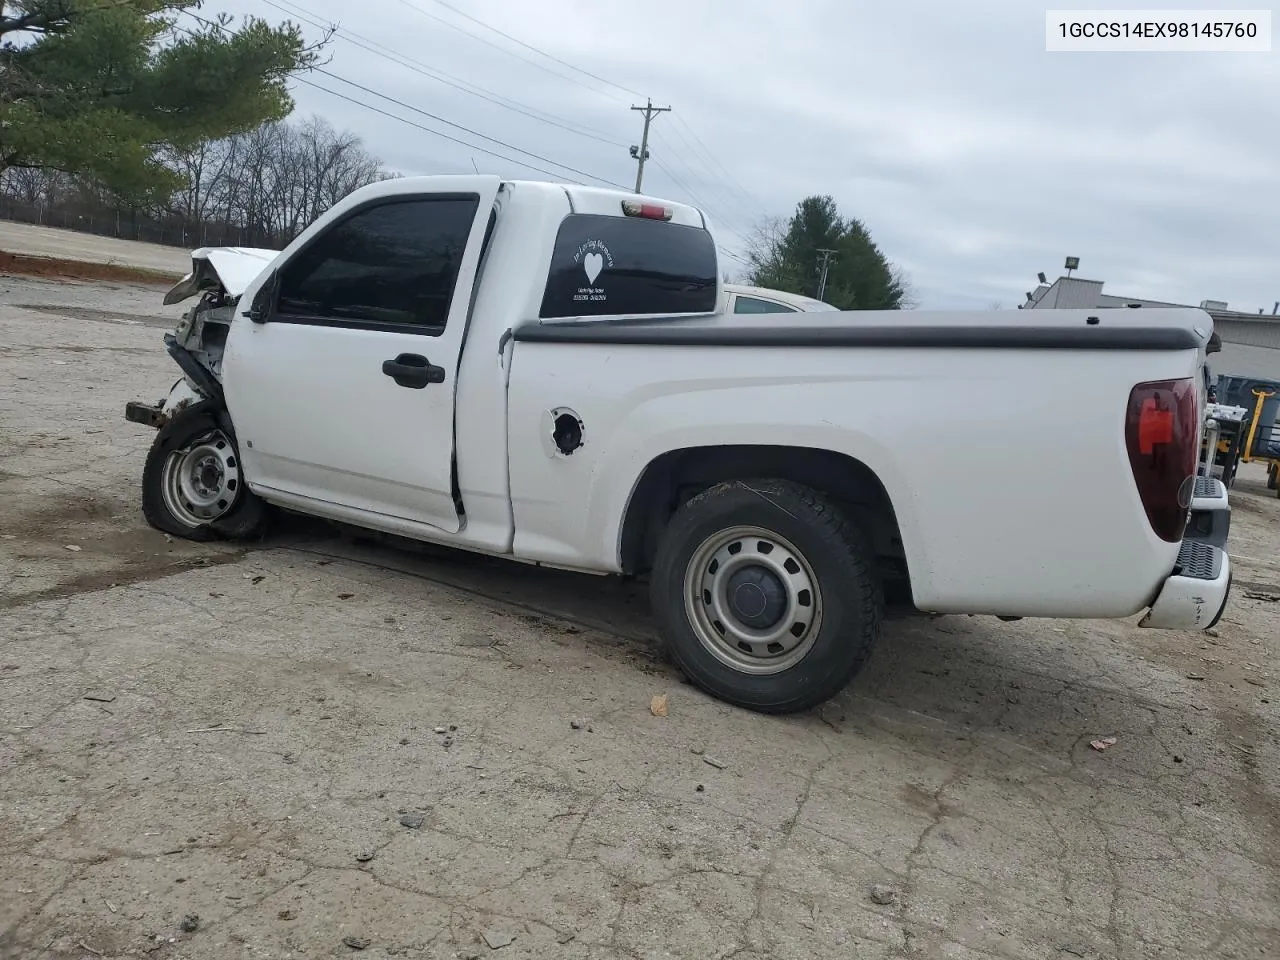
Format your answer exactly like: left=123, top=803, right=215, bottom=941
left=382, top=353, right=446, bottom=389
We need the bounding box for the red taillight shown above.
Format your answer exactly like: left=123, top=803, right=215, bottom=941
left=1125, top=378, right=1199, bottom=542
left=621, top=200, right=673, bottom=221
left=1137, top=398, right=1174, bottom=454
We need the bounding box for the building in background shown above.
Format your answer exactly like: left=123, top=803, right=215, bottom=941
left=1019, top=262, right=1280, bottom=380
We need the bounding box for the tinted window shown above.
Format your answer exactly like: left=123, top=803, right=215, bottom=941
left=540, top=213, right=718, bottom=319
left=276, top=196, right=479, bottom=331
left=734, top=295, right=798, bottom=314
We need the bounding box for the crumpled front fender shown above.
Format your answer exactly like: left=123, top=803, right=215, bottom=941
left=162, top=378, right=206, bottom=420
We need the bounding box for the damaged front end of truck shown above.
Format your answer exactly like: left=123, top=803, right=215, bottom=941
left=124, top=247, right=278, bottom=430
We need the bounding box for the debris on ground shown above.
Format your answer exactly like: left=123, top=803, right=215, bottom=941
left=690, top=745, right=705, bottom=755
left=64, top=544, right=81, bottom=552
left=482, top=928, right=517, bottom=950
left=342, top=936, right=371, bottom=950
left=1089, top=737, right=1118, bottom=751
left=702, top=756, right=727, bottom=770
left=570, top=718, right=587, bottom=730
left=650, top=694, right=669, bottom=717
left=1186, top=674, right=1207, bottom=681
left=277, top=909, right=296, bottom=920
left=1243, top=591, right=1279, bottom=602
left=355, top=849, right=376, bottom=863
left=338, top=593, right=354, bottom=600
left=179, top=914, right=199, bottom=933
left=399, top=813, right=425, bottom=829
left=869, top=884, right=898, bottom=906
left=434, top=726, right=447, bottom=734
left=83, top=694, right=116, bottom=703
left=695, top=784, right=705, bottom=793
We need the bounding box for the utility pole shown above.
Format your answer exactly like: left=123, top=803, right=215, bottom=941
left=629, top=98, right=670, bottom=194
left=815, top=249, right=837, bottom=300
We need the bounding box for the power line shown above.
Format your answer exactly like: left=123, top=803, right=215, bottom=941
left=388, top=0, right=628, bottom=104
left=386, top=0, right=762, bottom=219
left=423, top=0, right=646, bottom=100
left=179, top=11, right=629, bottom=189
left=262, top=0, right=628, bottom=148
left=670, top=113, right=761, bottom=211
left=647, top=156, right=753, bottom=257
left=293, top=76, right=603, bottom=184
left=648, top=157, right=717, bottom=219
left=310, top=67, right=628, bottom=187
left=185, top=5, right=760, bottom=242
left=650, top=130, right=755, bottom=227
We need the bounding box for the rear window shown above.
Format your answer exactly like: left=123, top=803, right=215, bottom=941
left=539, top=213, right=718, bottom=319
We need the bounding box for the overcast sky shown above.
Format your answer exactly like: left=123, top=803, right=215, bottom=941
left=216, top=0, right=1277, bottom=311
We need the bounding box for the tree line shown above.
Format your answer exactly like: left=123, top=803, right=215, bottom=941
left=0, top=115, right=396, bottom=249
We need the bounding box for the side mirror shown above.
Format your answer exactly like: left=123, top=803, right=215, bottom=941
left=244, top=272, right=277, bottom=324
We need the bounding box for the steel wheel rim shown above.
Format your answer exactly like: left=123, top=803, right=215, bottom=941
left=160, top=429, right=241, bottom=528
left=683, top=524, right=823, bottom=675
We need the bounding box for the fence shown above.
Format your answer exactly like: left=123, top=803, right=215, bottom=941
left=0, top=197, right=277, bottom=249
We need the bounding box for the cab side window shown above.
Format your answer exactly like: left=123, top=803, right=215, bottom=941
left=734, top=295, right=798, bottom=314
left=276, top=196, right=480, bottom=333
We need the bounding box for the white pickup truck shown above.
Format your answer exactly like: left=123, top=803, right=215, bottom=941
left=125, top=175, right=1233, bottom=714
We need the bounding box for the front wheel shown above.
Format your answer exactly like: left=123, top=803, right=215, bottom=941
left=141, top=402, right=268, bottom=542
left=650, top=479, right=883, bottom=714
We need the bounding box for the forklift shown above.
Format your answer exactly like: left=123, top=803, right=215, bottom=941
left=1206, top=373, right=1280, bottom=496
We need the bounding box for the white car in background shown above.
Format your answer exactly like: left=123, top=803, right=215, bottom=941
left=722, top=283, right=837, bottom=314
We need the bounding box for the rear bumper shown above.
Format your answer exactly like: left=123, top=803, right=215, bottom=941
left=1139, top=476, right=1232, bottom=631
left=1139, top=540, right=1231, bottom=630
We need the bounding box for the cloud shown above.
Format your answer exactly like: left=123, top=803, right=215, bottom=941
left=226, top=0, right=1278, bottom=311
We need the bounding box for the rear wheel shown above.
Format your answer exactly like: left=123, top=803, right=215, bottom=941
left=142, top=402, right=268, bottom=542
left=650, top=478, right=882, bottom=714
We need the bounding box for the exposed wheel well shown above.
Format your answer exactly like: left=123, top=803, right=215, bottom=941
left=619, top=445, right=910, bottom=591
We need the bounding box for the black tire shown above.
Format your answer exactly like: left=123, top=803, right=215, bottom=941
left=142, top=401, right=269, bottom=542
left=650, top=478, right=883, bottom=714
left=1267, top=464, right=1277, bottom=490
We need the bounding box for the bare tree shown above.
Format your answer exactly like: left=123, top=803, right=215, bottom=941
left=0, top=113, right=396, bottom=249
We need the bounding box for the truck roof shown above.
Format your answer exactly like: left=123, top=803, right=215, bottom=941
left=540, top=182, right=706, bottom=230
left=724, top=283, right=838, bottom=312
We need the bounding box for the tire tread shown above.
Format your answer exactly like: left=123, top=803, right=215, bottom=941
left=652, top=478, right=882, bottom=714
